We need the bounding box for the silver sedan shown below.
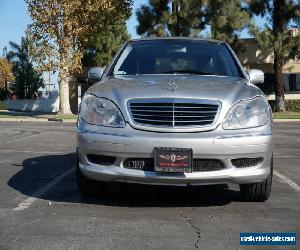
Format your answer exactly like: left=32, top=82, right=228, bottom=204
left=76, top=38, right=273, bottom=201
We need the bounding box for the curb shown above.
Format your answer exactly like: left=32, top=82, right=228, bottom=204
left=0, top=118, right=76, bottom=123
left=48, top=118, right=63, bottom=122
left=273, top=119, right=300, bottom=122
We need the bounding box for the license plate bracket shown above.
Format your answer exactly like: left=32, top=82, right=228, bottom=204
left=154, top=147, right=193, bottom=173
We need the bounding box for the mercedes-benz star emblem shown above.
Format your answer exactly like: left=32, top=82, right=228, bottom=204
left=168, top=79, right=179, bottom=92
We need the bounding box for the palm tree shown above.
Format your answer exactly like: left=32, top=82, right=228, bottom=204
left=7, top=37, right=43, bottom=99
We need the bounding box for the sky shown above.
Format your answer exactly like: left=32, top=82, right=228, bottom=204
left=0, top=0, right=149, bottom=86
left=0, top=0, right=261, bottom=56
left=0, top=0, right=31, bottom=55
left=126, top=0, right=148, bottom=39
left=0, top=0, right=148, bottom=54
left=0, top=0, right=264, bottom=88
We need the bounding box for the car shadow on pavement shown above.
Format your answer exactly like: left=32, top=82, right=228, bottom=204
left=8, top=153, right=240, bottom=207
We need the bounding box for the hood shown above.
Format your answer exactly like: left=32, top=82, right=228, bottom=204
left=86, top=74, right=264, bottom=128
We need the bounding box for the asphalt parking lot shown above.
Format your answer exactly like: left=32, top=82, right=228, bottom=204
left=0, top=121, right=299, bottom=250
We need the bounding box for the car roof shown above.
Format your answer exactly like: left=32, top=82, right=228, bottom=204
left=129, top=37, right=225, bottom=44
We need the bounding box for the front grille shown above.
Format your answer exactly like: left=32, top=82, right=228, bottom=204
left=128, top=99, right=219, bottom=127
left=123, top=158, right=225, bottom=172
left=231, top=157, right=263, bottom=168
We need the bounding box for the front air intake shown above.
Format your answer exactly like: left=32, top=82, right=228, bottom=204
left=231, top=157, right=263, bottom=168
left=87, top=154, right=116, bottom=166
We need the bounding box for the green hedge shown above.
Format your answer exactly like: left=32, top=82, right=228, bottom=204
left=0, top=101, right=7, bottom=110
left=269, top=100, right=300, bottom=112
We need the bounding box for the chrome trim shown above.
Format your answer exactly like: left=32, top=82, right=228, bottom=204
left=216, top=133, right=272, bottom=139
left=77, top=129, right=131, bottom=138
left=127, top=98, right=222, bottom=132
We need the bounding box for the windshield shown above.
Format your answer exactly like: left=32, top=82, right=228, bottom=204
left=111, top=39, right=243, bottom=78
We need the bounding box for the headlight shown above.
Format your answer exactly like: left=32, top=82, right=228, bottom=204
left=80, top=94, right=125, bottom=127
left=223, top=96, right=269, bottom=129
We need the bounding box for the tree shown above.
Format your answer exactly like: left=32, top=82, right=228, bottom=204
left=136, top=0, right=207, bottom=37
left=136, top=0, right=250, bottom=52
left=206, top=0, right=250, bottom=50
left=247, top=0, right=300, bottom=112
left=0, top=58, right=14, bottom=99
left=26, top=0, right=132, bottom=114
left=82, top=22, right=130, bottom=68
left=7, top=37, right=43, bottom=99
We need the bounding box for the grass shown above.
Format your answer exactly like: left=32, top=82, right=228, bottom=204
left=273, top=112, right=300, bottom=119
left=54, top=114, right=77, bottom=120
left=0, top=101, right=7, bottom=110
left=0, top=115, right=27, bottom=118
left=0, top=112, right=77, bottom=120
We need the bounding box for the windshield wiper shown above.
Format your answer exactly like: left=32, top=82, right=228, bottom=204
left=161, top=70, right=216, bottom=75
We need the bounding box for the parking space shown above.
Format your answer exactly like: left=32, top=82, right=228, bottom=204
left=0, top=121, right=299, bottom=249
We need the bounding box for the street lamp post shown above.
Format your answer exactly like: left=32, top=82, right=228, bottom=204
left=2, top=47, right=7, bottom=58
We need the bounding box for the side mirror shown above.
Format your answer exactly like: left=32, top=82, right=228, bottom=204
left=249, top=69, right=264, bottom=84
left=88, top=67, right=103, bottom=83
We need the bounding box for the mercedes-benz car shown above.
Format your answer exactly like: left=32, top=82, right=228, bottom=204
left=76, top=38, right=273, bottom=201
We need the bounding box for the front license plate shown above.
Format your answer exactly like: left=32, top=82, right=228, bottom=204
left=154, top=147, right=193, bottom=173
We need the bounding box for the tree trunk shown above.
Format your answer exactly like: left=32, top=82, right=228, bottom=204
left=209, top=0, right=218, bottom=40
left=273, top=52, right=285, bottom=112
left=59, top=66, right=72, bottom=114
left=273, top=0, right=285, bottom=112
left=211, top=20, right=216, bottom=39
left=172, top=0, right=180, bottom=36
left=4, top=79, right=8, bottom=99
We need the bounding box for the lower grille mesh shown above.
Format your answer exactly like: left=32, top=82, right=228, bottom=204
left=123, top=158, right=225, bottom=172
left=87, top=154, right=116, bottom=166
left=231, top=157, right=263, bottom=168
left=193, top=159, right=225, bottom=171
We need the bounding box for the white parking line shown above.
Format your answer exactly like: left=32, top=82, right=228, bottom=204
left=11, top=166, right=299, bottom=211
left=8, top=133, right=40, bottom=142
left=274, top=155, right=300, bottom=158
left=0, top=161, right=13, bottom=164
left=274, top=170, right=300, bottom=192
left=13, top=168, right=75, bottom=211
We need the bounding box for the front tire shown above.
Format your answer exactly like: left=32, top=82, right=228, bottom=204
left=240, top=157, right=273, bottom=202
left=76, top=157, right=108, bottom=197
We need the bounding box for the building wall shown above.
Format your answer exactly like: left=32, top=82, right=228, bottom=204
left=6, top=92, right=59, bottom=113
left=237, top=38, right=300, bottom=94
left=238, top=38, right=300, bottom=74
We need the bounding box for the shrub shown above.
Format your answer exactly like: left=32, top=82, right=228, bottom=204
left=0, top=101, right=7, bottom=110
left=268, top=100, right=300, bottom=112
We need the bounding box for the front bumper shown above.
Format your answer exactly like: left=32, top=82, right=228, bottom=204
left=77, top=122, right=273, bottom=186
